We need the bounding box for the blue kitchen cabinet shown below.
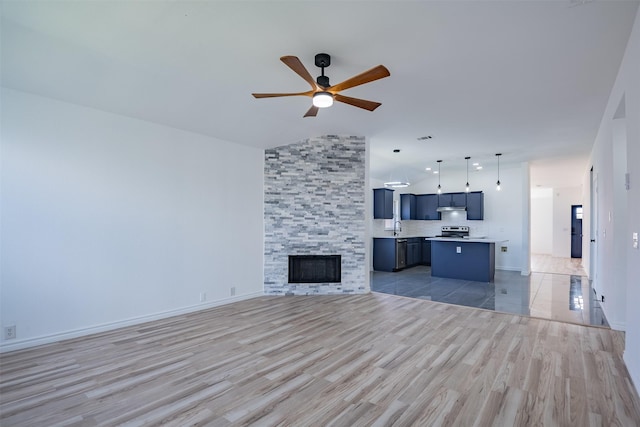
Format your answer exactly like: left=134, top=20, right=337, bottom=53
left=438, top=192, right=467, bottom=207
left=431, top=240, right=496, bottom=282
left=373, top=188, right=394, bottom=219
left=373, top=238, right=397, bottom=271
left=421, top=238, right=431, bottom=265
left=466, top=191, right=484, bottom=220
left=400, top=194, right=416, bottom=220
left=416, top=194, right=440, bottom=220
left=407, top=238, right=422, bottom=266
left=451, top=192, right=467, bottom=207
left=438, top=193, right=452, bottom=207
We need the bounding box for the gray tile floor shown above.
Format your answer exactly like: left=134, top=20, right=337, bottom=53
left=370, top=266, right=609, bottom=327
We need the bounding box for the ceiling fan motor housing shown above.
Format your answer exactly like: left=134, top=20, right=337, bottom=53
left=315, top=53, right=331, bottom=87
left=314, top=53, right=331, bottom=68
left=317, top=75, right=330, bottom=87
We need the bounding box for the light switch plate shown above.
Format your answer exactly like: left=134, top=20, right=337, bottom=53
left=456, top=246, right=461, bottom=253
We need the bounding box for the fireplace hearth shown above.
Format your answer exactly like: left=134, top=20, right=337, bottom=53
left=288, top=255, right=341, bottom=283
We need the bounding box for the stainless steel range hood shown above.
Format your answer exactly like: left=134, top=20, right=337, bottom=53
left=436, top=206, right=467, bottom=212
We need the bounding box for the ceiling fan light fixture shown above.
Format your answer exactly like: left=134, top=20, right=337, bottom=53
left=312, top=91, right=334, bottom=108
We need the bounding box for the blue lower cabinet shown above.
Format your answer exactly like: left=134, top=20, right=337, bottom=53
left=373, top=238, right=396, bottom=271
left=431, top=241, right=496, bottom=282
left=407, top=238, right=422, bottom=266
left=421, top=239, right=431, bottom=266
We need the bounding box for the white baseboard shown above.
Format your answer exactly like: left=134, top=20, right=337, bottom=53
left=496, top=266, right=522, bottom=272
left=0, top=292, right=263, bottom=354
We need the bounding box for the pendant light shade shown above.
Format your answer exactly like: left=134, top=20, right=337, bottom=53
left=464, top=157, right=471, bottom=193
left=436, top=160, right=442, bottom=194
left=496, top=153, right=502, bottom=191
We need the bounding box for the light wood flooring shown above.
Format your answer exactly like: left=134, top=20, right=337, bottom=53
left=2, top=293, right=640, bottom=426
left=531, top=254, right=587, bottom=276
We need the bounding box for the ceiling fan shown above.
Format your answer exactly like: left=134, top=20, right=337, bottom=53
left=252, top=53, right=390, bottom=118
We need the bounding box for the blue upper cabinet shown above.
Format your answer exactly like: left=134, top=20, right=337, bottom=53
left=378, top=190, right=483, bottom=220
left=439, top=192, right=467, bottom=208
left=438, top=193, right=452, bottom=207
left=451, top=192, right=467, bottom=207
left=416, top=194, right=440, bottom=220
left=466, top=191, right=484, bottom=220
left=373, top=188, right=394, bottom=219
left=400, top=194, right=416, bottom=220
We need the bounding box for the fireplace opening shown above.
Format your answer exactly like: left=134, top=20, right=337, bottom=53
left=288, top=255, right=341, bottom=283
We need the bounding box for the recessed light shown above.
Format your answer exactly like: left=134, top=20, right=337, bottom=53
left=425, top=167, right=432, bottom=171
left=473, top=162, right=479, bottom=166
left=476, top=166, right=483, bottom=170
left=433, top=171, right=439, bottom=174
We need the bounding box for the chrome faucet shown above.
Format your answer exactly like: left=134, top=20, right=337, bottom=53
left=393, top=219, right=402, bottom=236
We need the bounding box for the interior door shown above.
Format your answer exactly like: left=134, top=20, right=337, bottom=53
left=571, top=205, right=583, bottom=258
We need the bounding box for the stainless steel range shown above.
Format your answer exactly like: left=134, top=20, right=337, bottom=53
left=437, top=226, right=469, bottom=238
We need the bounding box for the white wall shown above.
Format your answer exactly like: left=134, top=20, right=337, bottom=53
left=530, top=188, right=553, bottom=254
left=0, top=89, right=265, bottom=351
left=370, top=163, right=524, bottom=271
left=585, top=6, right=640, bottom=389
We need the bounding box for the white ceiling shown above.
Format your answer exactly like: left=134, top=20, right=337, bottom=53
left=2, top=1, right=637, bottom=188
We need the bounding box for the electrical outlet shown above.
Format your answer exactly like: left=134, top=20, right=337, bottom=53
left=199, top=292, right=206, bottom=302
left=230, top=286, right=236, bottom=296
left=501, top=246, right=508, bottom=252
left=456, top=246, right=461, bottom=254
left=4, top=325, right=16, bottom=340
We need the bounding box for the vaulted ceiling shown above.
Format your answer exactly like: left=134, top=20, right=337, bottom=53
left=2, top=1, right=637, bottom=188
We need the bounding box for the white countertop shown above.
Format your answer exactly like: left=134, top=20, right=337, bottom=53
left=426, top=237, right=509, bottom=244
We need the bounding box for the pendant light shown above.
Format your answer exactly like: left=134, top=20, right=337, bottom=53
left=496, top=153, right=502, bottom=191
left=465, top=156, right=470, bottom=193
left=436, top=160, right=442, bottom=194
left=384, top=149, right=410, bottom=188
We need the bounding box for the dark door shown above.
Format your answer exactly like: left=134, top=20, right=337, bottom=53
left=571, top=205, right=583, bottom=258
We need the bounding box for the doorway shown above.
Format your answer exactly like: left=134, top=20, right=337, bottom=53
left=571, top=205, right=583, bottom=258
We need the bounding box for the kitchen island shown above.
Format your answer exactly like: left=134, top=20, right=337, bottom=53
left=427, top=237, right=508, bottom=282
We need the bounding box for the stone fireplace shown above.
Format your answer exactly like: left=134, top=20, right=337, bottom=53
left=264, top=135, right=367, bottom=295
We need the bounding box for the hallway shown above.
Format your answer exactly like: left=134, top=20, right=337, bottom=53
left=531, top=253, right=587, bottom=276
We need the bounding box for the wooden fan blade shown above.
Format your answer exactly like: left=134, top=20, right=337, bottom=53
left=252, top=90, right=314, bottom=98
left=303, top=105, right=319, bottom=117
left=328, top=65, right=390, bottom=93
left=281, top=56, right=318, bottom=90
left=334, top=94, right=382, bottom=111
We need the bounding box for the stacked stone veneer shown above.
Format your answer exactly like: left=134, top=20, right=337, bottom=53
left=264, top=135, right=367, bottom=295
